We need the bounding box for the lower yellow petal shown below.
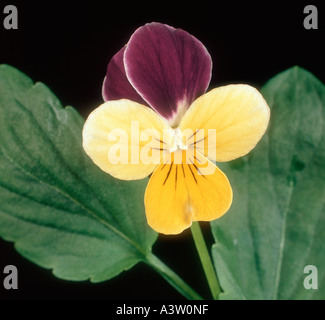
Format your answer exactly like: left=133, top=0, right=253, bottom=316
left=179, top=85, right=270, bottom=162
left=82, top=99, right=171, bottom=180
left=144, top=149, right=232, bottom=234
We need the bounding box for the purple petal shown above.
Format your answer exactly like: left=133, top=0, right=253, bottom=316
left=102, top=46, right=147, bottom=105
left=124, top=22, right=212, bottom=127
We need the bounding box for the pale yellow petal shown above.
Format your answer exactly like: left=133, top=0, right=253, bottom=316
left=144, top=149, right=232, bottom=234
left=82, top=99, right=171, bottom=180
left=179, top=85, right=270, bottom=162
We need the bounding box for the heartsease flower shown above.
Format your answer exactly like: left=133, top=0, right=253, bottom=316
left=82, top=22, right=270, bottom=235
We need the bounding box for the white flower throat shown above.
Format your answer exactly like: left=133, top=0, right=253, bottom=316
left=169, top=128, right=188, bottom=153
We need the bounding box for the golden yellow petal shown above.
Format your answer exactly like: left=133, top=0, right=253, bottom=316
left=179, top=85, right=270, bottom=162
left=144, top=149, right=232, bottom=234
left=82, top=99, right=171, bottom=180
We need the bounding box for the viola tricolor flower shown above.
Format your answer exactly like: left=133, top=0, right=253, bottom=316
left=82, top=22, right=270, bottom=235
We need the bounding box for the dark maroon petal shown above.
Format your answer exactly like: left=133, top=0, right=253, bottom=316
left=124, top=22, right=212, bottom=126
left=102, top=46, right=147, bottom=105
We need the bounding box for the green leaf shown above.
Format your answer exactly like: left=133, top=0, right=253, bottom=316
left=0, top=65, right=157, bottom=282
left=211, top=67, right=325, bottom=300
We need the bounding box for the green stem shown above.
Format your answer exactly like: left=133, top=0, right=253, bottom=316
left=145, top=252, right=203, bottom=300
left=190, top=221, right=221, bottom=300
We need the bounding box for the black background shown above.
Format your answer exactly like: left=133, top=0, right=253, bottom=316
left=0, top=0, right=324, bottom=300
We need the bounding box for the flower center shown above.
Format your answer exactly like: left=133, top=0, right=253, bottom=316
left=169, top=128, right=188, bottom=152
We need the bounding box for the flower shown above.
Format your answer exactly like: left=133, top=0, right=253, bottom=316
left=82, top=22, right=270, bottom=235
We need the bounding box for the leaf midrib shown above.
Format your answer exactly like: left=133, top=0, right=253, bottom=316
left=269, top=74, right=323, bottom=300
left=272, top=179, right=294, bottom=299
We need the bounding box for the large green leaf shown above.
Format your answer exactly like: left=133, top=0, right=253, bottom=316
left=211, top=67, right=325, bottom=300
left=0, top=65, right=157, bottom=282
